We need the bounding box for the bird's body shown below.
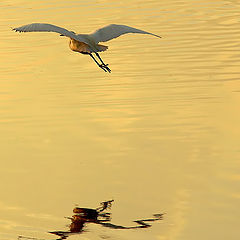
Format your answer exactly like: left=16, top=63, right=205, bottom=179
left=13, top=23, right=161, bottom=72
left=69, top=38, right=93, bottom=53
left=69, top=37, right=108, bottom=54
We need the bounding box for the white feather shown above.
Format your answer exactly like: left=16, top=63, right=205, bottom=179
left=13, top=23, right=89, bottom=44
left=90, top=24, right=161, bottom=43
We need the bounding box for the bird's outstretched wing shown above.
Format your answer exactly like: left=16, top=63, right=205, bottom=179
left=90, top=24, right=161, bottom=43
left=13, top=23, right=88, bottom=44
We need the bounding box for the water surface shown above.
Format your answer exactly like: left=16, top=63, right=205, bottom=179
left=0, top=1, right=240, bottom=240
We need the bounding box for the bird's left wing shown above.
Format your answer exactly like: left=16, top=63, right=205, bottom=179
left=13, top=23, right=88, bottom=44
left=90, top=24, right=161, bottom=43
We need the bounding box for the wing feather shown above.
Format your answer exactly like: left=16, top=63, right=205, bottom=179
left=13, top=23, right=88, bottom=44
left=90, top=24, right=161, bottom=43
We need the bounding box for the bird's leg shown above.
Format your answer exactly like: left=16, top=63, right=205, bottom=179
left=95, top=53, right=111, bottom=73
left=89, top=53, right=107, bottom=72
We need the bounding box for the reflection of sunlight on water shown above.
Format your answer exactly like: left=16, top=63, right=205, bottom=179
left=1, top=0, right=240, bottom=240
left=166, top=189, right=190, bottom=240
left=69, top=224, right=158, bottom=240
left=0, top=202, right=24, bottom=212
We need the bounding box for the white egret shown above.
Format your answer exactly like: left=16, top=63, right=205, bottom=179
left=13, top=23, right=161, bottom=72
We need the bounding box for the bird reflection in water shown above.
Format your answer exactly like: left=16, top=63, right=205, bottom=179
left=49, top=200, right=114, bottom=239
left=18, top=200, right=164, bottom=240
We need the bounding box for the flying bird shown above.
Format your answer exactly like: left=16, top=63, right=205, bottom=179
left=13, top=23, right=161, bottom=73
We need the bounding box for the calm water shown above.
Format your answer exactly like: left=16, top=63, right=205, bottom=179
left=1, top=0, right=240, bottom=239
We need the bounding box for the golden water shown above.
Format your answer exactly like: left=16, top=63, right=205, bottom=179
left=0, top=0, right=240, bottom=239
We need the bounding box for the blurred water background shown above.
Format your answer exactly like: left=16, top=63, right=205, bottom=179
left=0, top=0, right=240, bottom=239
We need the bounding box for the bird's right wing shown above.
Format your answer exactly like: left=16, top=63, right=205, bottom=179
left=13, top=23, right=88, bottom=44
left=90, top=24, right=161, bottom=43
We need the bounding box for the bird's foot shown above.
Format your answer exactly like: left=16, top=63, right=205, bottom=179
left=153, top=213, right=165, bottom=220
left=100, top=64, right=111, bottom=73
left=99, top=65, right=107, bottom=72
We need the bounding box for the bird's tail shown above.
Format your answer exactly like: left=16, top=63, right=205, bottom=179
left=96, top=44, right=108, bottom=52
